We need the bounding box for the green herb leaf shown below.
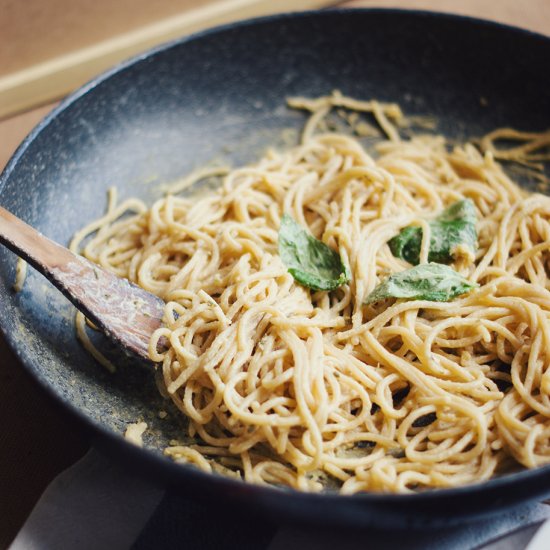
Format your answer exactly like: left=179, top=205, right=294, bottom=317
left=388, top=199, right=477, bottom=265
left=364, top=263, right=478, bottom=304
left=278, top=214, right=350, bottom=291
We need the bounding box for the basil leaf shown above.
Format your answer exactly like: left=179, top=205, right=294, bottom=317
left=388, top=199, right=477, bottom=265
left=364, top=263, right=478, bottom=304
left=278, top=214, right=350, bottom=291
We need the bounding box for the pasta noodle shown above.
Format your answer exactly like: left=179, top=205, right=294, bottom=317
left=73, top=93, right=550, bottom=493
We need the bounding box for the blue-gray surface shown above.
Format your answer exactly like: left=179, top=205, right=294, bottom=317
left=18, top=450, right=548, bottom=550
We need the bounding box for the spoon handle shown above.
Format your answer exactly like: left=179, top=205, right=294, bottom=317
left=0, top=206, right=164, bottom=361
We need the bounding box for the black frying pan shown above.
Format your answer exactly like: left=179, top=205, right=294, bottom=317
left=1, top=9, right=550, bottom=529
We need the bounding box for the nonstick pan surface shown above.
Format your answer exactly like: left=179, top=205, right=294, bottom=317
left=1, top=9, right=550, bottom=529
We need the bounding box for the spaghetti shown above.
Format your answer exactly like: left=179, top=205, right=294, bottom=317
left=72, top=93, right=550, bottom=493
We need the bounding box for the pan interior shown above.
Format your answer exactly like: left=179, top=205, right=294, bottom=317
left=0, top=10, right=549, bottom=492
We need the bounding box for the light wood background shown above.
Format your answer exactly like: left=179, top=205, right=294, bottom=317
left=0, top=0, right=331, bottom=118
left=1, top=0, right=210, bottom=75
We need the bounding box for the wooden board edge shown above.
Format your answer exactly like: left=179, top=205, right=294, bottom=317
left=0, top=0, right=332, bottom=120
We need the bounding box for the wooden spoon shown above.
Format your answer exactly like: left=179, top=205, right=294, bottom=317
left=0, top=206, right=164, bottom=361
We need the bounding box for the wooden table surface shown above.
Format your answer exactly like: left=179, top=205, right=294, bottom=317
left=0, top=1, right=549, bottom=547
